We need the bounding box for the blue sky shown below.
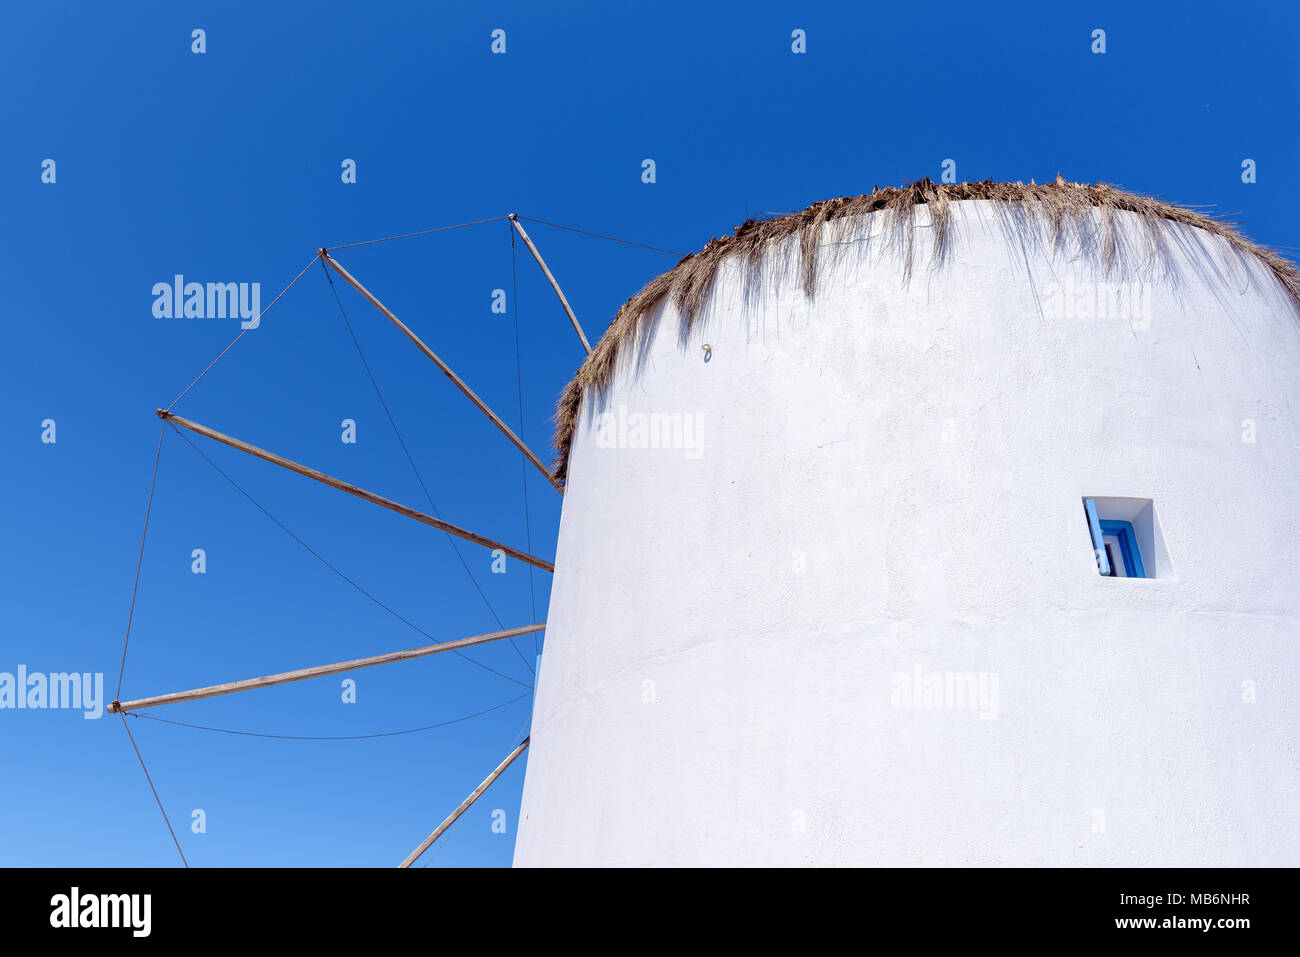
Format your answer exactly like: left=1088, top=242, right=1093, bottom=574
left=2, top=0, right=1296, bottom=867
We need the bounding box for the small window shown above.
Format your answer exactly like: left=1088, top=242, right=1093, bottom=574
left=1083, top=497, right=1169, bottom=579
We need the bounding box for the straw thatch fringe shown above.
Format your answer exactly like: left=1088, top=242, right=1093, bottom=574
left=552, top=176, right=1300, bottom=484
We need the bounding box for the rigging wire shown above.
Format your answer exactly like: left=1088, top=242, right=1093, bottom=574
left=509, top=226, right=540, bottom=657
left=515, top=215, right=685, bottom=257
left=325, top=211, right=681, bottom=256
left=329, top=216, right=511, bottom=251
left=166, top=252, right=319, bottom=412
left=119, top=713, right=189, bottom=867
left=167, top=423, right=533, bottom=691
left=122, top=691, right=531, bottom=741
left=116, top=420, right=167, bottom=701
left=320, top=262, right=535, bottom=676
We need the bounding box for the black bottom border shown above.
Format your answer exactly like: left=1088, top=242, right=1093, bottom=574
left=3, top=866, right=1286, bottom=944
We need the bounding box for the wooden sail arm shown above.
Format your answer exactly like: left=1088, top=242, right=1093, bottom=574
left=318, top=250, right=564, bottom=493
left=158, top=410, right=554, bottom=572
left=108, top=624, right=546, bottom=714
left=507, top=215, right=592, bottom=356
left=398, top=736, right=531, bottom=868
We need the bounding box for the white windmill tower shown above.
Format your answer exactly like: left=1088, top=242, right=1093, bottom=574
left=514, top=178, right=1300, bottom=866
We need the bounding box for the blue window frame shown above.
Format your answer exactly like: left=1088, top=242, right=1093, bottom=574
left=1098, top=520, right=1145, bottom=578
left=1083, top=498, right=1147, bottom=578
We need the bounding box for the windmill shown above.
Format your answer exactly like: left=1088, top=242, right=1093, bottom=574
left=117, top=180, right=1300, bottom=867
left=514, top=179, right=1300, bottom=866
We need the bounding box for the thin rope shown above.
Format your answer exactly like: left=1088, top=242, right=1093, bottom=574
left=120, top=713, right=189, bottom=867
left=166, top=253, right=319, bottom=412
left=321, top=262, right=534, bottom=676
left=516, top=216, right=685, bottom=257
left=123, top=691, right=531, bottom=741
left=116, top=420, right=166, bottom=701
left=168, top=422, right=532, bottom=691
left=509, top=227, right=540, bottom=657
left=418, top=804, right=471, bottom=867
left=329, top=216, right=510, bottom=251
left=421, top=708, right=533, bottom=867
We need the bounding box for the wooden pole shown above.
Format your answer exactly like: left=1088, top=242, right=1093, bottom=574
left=109, top=624, right=545, bottom=714
left=399, top=736, right=531, bottom=868
left=158, top=410, right=554, bottom=572
left=318, top=250, right=564, bottom=493
left=508, top=215, right=593, bottom=356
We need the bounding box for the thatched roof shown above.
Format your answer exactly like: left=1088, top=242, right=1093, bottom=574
left=552, top=177, right=1300, bottom=484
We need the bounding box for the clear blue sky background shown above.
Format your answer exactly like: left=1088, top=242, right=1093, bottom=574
left=2, top=1, right=1296, bottom=867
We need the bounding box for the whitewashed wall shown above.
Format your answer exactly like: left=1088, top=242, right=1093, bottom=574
left=514, top=201, right=1300, bottom=866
